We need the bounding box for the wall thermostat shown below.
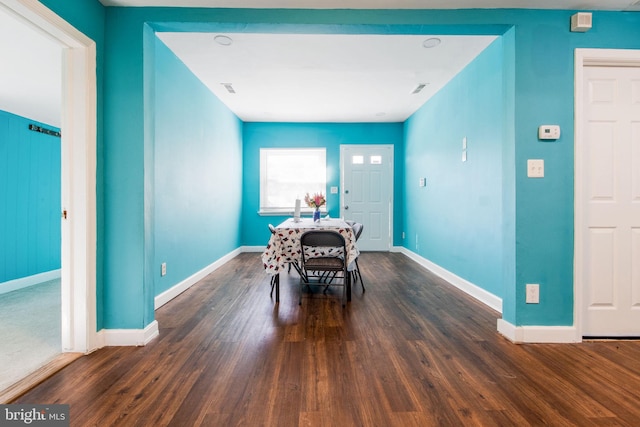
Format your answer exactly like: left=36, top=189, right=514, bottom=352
left=538, top=125, right=561, bottom=140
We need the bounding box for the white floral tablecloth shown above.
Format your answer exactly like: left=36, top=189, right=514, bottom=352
left=262, top=218, right=359, bottom=275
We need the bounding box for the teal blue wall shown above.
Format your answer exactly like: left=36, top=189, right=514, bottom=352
left=242, top=123, right=404, bottom=247
left=0, top=111, right=60, bottom=284
left=404, top=38, right=505, bottom=299
left=36, top=3, right=640, bottom=332
left=509, top=12, right=640, bottom=326
left=152, top=37, right=243, bottom=297
left=102, top=8, right=148, bottom=329
left=40, top=0, right=105, bottom=39
left=500, top=28, right=516, bottom=325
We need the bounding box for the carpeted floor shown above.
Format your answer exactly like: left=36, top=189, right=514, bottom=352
left=0, top=279, right=61, bottom=392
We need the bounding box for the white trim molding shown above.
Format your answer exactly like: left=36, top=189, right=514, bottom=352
left=154, top=248, right=242, bottom=309
left=399, top=247, right=502, bottom=313
left=0, top=0, right=98, bottom=354
left=397, top=248, right=581, bottom=343
left=0, top=269, right=61, bottom=295
left=497, top=319, right=580, bottom=344
left=98, top=321, right=159, bottom=347
left=95, top=248, right=245, bottom=347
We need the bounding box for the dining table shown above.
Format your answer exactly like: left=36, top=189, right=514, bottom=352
left=261, top=217, right=359, bottom=302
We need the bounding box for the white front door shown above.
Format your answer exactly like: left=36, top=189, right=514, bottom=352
left=340, top=145, right=393, bottom=251
left=579, top=62, right=640, bottom=337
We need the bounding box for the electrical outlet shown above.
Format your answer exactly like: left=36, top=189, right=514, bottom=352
left=161, top=262, right=167, bottom=277
left=526, top=284, right=540, bottom=304
left=527, top=159, right=544, bottom=178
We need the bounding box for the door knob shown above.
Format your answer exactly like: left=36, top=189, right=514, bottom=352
left=344, top=206, right=349, bottom=210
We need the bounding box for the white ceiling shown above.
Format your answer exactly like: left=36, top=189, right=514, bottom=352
left=0, top=7, right=61, bottom=127
left=157, top=33, right=496, bottom=122
left=2, top=0, right=639, bottom=127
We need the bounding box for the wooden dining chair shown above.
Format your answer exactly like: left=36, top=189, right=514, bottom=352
left=299, top=230, right=350, bottom=306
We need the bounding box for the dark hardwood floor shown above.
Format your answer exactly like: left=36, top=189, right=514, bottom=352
left=13, top=252, right=640, bottom=426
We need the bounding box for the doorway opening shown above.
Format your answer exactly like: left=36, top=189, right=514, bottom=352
left=0, top=0, right=97, bottom=400
left=0, top=5, right=63, bottom=394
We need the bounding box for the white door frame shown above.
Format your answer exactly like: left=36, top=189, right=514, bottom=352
left=0, top=0, right=98, bottom=353
left=574, top=48, right=640, bottom=340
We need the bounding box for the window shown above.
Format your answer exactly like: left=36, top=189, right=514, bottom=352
left=352, top=154, right=382, bottom=164
left=260, top=148, right=326, bottom=213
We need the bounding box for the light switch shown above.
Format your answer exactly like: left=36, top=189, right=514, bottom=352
left=330, top=186, right=338, bottom=194
left=527, top=159, right=544, bottom=178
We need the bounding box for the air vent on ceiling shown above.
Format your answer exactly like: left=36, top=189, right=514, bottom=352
left=412, top=83, right=427, bottom=94
left=221, top=83, right=236, bottom=94
left=571, top=12, right=592, bottom=32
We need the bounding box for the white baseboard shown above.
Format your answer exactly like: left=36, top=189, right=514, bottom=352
left=241, top=245, right=266, bottom=253
left=97, top=320, right=159, bottom=347
left=497, top=319, right=580, bottom=343
left=95, top=246, right=256, bottom=348
left=154, top=248, right=242, bottom=309
left=396, top=249, right=581, bottom=343
left=0, top=269, right=62, bottom=295
left=398, top=248, right=502, bottom=313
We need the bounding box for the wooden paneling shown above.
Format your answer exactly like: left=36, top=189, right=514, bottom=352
left=0, top=111, right=60, bottom=283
